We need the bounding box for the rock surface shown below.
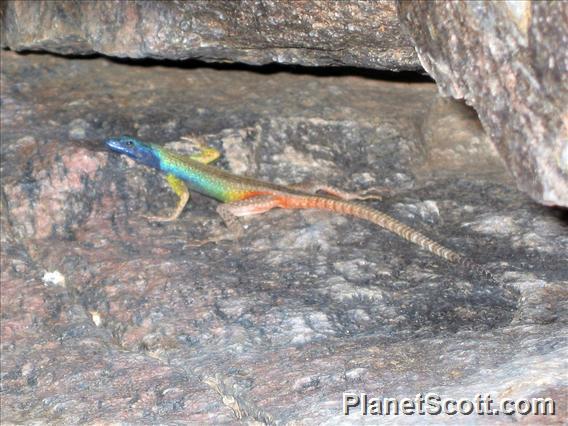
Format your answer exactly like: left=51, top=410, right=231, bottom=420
left=0, top=0, right=419, bottom=70
left=398, top=1, right=568, bottom=207
left=1, top=52, right=566, bottom=424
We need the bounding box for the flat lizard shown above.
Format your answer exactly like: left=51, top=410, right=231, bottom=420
left=105, top=135, right=496, bottom=282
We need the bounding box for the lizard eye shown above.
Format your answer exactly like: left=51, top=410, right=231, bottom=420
left=126, top=140, right=134, bottom=146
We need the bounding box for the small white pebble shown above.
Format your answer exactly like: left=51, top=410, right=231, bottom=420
left=89, top=310, right=103, bottom=327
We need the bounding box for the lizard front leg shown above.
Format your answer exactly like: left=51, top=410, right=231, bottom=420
left=144, top=174, right=191, bottom=222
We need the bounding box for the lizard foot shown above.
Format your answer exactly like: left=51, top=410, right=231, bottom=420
left=353, top=187, right=393, bottom=201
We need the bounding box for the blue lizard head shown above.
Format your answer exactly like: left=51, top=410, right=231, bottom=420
left=104, top=136, right=161, bottom=169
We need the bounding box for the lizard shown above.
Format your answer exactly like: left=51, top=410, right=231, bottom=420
left=104, top=135, right=496, bottom=282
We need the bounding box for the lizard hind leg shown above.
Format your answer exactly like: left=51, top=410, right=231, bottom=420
left=288, top=180, right=390, bottom=201
left=216, top=195, right=279, bottom=239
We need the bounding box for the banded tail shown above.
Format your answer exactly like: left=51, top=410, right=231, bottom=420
left=280, top=195, right=496, bottom=282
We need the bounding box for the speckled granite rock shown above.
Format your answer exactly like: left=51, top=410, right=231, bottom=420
left=0, top=0, right=419, bottom=70
left=398, top=1, right=568, bottom=207
left=1, top=52, right=566, bottom=424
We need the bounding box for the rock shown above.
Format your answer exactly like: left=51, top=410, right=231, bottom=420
left=398, top=1, right=568, bottom=207
left=0, top=0, right=420, bottom=70
left=2, top=51, right=566, bottom=424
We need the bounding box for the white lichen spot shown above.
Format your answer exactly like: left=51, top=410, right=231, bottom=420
left=42, top=270, right=66, bottom=287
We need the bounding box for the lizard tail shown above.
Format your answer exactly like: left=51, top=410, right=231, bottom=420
left=281, top=195, right=496, bottom=282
